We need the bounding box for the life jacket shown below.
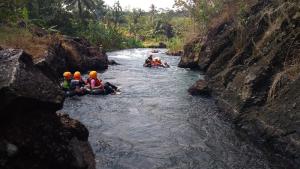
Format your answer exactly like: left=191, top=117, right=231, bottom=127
left=62, top=79, right=71, bottom=90
left=71, top=79, right=85, bottom=88
left=86, top=78, right=102, bottom=87
left=152, top=61, right=160, bottom=66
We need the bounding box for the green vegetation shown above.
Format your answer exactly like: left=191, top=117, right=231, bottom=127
left=0, top=0, right=189, bottom=51
left=0, top=0, right=239, bottom=51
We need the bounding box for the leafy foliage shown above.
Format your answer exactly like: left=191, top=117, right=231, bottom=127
left=0, top=0, right=200, bottom=51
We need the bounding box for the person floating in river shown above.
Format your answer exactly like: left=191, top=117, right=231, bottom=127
left=85, top=71, right=119, bottom=95
left=144, top=56, right=169, bottom=68
left=144, top=55, right=153, bottom=67
left=61, top=71, right=74, bottom=96
left=70, top=71, right=86, bottom=96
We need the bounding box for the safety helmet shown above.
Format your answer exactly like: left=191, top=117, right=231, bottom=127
left=74, top=71, right=81, bottom=80
left=63, top=72, right=72, bottom=80
left=89, top=71, right=97, bottom=79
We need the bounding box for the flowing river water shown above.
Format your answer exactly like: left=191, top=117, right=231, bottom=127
left=62, top=49, right=273, bottom=169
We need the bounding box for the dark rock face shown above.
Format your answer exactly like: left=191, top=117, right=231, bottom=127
left=180, top=0, right=300, bottom=167
left=166, top=50, right=183, bottom=56
left=188, top=79, right=211, bottom=96
left=34, top=36, right=108, bottom=82
left=0, top=49, right=95, bottom=169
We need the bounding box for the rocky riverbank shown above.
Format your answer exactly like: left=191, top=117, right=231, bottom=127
left=180, top=0, right=299, bottom=167
left=0, top=31, right=108, bottom=168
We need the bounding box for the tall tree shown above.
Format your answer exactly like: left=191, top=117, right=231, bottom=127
left=94, top=0, right=106, bottom=20
left=128, top=8, right=143, bottom=38
left=149, top=4, right=157, bottom=25
left=174, top=0, right=222, bottom=31
left=111, top=0, right=123, bottom=27
left=64, top=0, right=96, bottom=22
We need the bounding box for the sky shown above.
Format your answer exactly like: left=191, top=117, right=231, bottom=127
left=103, top=0, right=175, bottom=11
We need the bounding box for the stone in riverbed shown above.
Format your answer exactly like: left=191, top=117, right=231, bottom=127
left=108, top=59, right=120, bottom=65
left=188, top=79, right=211, bottom=96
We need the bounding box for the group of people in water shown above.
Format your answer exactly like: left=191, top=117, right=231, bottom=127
left=62, top=71, right=119, bottom=97
left=62, top=54, right=169, bottom=97
left=144, top=55, right=170, bottom=68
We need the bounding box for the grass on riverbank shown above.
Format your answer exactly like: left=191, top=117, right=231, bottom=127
left=0, top=26, right=52, bottom=58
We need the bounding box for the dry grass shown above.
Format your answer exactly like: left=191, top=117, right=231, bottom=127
left=0, top=26, right=53, bottom=59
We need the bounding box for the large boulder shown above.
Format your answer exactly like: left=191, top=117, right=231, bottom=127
left=61, top=36, right=108, bottom=71
left=34, top=36, right=108, bottom=82
left=0, top=49, right=64, bottom=113
left=0, top=49, right=95, bottom=169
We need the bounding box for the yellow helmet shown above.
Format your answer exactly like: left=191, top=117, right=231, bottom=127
left=89, top=71, right=97, bottom=79
left=74, top=71, right=81, bottom=80
left=63, top=72, right=72, bottom=80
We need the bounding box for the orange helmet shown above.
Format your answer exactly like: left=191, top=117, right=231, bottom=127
left=89, top=71, right=97, bottom=79
left=74, top=71, right=81, bottom=80
left=63, top=72, right=72, bottom=80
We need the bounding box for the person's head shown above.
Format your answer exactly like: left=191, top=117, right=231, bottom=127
left=89, top=71, right=97, bottom=79
left=149, top=55, right=153, bottom=59
left=74, top=71, right=81, bottom=80
left=63, top=72, right=72, bottom=80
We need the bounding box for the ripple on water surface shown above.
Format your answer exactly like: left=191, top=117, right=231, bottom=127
left=62, top=49, right=272, bottom=169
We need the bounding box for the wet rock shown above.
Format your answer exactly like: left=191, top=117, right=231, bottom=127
left=0, top=49, right=95, bottom=169
left=188, top=80, right=211, bottom=96
left=151, top=49, right=159, bottom=53
left=166, top=50, right=183, bottom=56
left=108, top=60, right=120, bottom=65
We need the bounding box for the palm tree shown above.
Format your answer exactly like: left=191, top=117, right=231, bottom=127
left=112, top=0, right=123, bottom=27
left=64, top=0, right=97, bottom=22
left=149, top=4, right=157, bottom=25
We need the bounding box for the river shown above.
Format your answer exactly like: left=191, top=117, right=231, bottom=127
left=62, top=49, right=272, bottom=169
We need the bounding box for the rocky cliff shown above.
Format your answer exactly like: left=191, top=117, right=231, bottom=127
left=180, top=0, right=299, bottom=167
left=0, top=49, right=95, bottom=169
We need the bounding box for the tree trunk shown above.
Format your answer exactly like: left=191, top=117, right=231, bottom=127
left=78, top=0, right=83, bottom=22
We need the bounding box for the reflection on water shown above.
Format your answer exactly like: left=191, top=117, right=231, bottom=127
left=62, top=49, right=272, bottom=169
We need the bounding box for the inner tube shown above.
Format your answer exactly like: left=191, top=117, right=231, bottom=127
left=64, top=91, right=76, bottom=97
left=88, top=89, right=105, bottom=95
left=143, top=63, right=152, bottom=67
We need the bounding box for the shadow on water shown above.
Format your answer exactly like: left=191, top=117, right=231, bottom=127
left=62, top=49, right=272, bottom=169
